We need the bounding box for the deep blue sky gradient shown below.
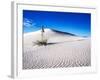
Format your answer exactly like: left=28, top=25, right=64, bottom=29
left=23, top=10, right=91, bottom=37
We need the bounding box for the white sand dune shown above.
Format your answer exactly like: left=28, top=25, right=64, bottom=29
left=23, top=28, right=91, bottom=69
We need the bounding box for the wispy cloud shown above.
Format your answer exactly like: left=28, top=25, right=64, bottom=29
left=23, top=18, right=36, bottom=28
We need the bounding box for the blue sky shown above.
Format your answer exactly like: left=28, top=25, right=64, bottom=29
left=23, top=10, right=91, bottom=37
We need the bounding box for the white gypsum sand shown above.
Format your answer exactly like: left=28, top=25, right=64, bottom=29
left=23, top=28, right=91, bottom=69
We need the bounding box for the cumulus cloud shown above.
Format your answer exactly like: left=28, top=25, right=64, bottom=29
left=23, top=18, right=36, bottom=28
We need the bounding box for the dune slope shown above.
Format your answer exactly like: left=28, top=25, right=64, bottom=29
left=23, top=29, right=91, bottom=69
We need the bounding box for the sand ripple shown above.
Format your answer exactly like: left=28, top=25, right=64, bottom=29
left=23, top=39, right=91, bottom=69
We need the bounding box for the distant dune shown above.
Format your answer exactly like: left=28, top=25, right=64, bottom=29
left=23, top=28, right=91, bottom=69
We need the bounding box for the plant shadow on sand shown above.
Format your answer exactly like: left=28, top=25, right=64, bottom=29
left=33, top=39, right=85, bottom=46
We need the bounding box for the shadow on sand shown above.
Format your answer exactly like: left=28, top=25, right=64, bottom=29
left=33, top=39, right=85, bottom=46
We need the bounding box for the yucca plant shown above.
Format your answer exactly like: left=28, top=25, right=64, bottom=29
left=34, top=25, right=48, bottom=46
left=35, top=39, right=48, bottom=46
left=41, top=25, right=45, bottom=41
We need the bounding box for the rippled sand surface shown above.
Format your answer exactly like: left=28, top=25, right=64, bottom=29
left=23, top=39, right=90, bottom=69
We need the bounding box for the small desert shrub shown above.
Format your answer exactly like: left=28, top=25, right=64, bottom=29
left=34, top=39, right=48, bottom=46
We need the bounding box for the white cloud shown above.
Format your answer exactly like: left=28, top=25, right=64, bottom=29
left=23, top=18, right=36, bottom=28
